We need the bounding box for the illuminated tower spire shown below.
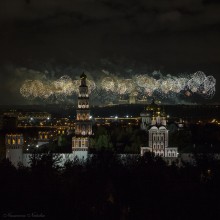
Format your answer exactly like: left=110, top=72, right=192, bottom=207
left=72, top=73, right=92, bottom=156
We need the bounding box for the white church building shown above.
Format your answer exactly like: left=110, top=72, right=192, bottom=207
left=140, top=102, right=178, bottom=158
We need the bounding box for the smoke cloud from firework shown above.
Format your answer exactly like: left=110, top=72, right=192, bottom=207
left=20, top=71, right=216, bottom=104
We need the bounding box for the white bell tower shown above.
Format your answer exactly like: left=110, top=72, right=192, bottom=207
left=72, top=73, right=92, bottom=159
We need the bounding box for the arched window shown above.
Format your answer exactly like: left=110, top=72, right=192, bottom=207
left=82, top=126, right=85, bottom=135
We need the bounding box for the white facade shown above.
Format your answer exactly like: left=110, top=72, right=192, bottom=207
left=6, top=149, right=23, bottom=167
left=72, top=73, right=92, bottom=153
left=20, top=153, right=88, bottom=168
left=141, top=146, right=178, bottom=158
left=140, top=125, right=178, bottom=157
left=140, top=106, right=178, bottom=158
left=140, top=112, right=151, bottom=130
left=6, top=152, right=88, bottom=168
left=5, top=134, right=24, bottom=167
left=72, top=137, right=89, bottom=149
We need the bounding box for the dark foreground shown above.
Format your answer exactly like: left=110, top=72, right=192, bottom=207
left=0, top=151, right=220, bottom=220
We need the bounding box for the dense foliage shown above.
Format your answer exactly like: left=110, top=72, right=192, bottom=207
left=0, top=151, right=220, bottom=219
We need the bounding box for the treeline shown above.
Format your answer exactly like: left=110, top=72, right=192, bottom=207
left=90, top=124, right=147, bottom=153
left=91, top=123, right=220, bottom=154
left=1, top=151, right=220, bottom=219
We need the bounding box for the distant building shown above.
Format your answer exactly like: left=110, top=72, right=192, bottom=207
left=140, top=99, right=158, bottom=130
left=129, top=91, right=138, bottom=104
left=118, top=91, right=148, bottom=105
left=140, top=100, right=178, bottom=158
left=17, top=112, right=51, bottom=121
left=94, top=116, right=139, bottom=127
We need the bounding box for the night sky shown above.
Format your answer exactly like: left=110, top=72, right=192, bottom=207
left=0, top=0, right=219, bottom=105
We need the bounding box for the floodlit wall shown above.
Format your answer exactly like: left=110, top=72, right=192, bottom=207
left=6, top=149, right=23, bottom=168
